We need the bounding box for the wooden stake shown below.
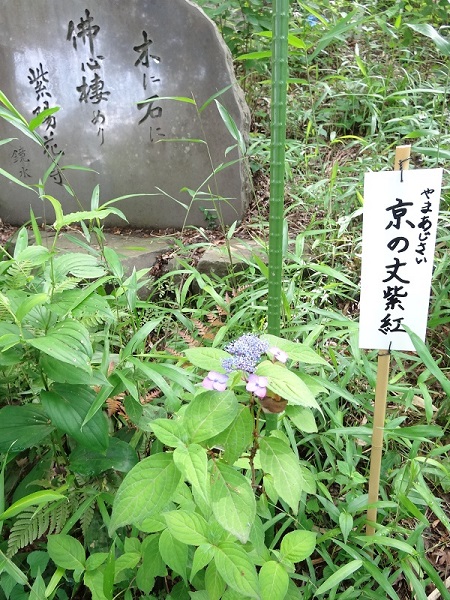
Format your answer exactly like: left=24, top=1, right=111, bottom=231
left=365, top=145, right=411, bottom=536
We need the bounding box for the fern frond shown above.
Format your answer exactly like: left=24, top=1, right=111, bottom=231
left=7, top=506, right=50, bottom=558
left=52, top=277, right=81, bottom=294
left=2, top=260, right=33, bottom=290
left=178, top=329, right=199, bottom=347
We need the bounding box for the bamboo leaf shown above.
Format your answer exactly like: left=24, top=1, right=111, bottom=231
left=314, top=560, right=362, bottom=596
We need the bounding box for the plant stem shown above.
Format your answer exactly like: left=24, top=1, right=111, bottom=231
left=267, top=0, right=289, bottom=337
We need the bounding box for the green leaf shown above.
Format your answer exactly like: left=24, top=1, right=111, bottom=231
left=173, top=444, right=210, bottom=504
left=210, top=462, right=256, bottom=544
left=259, top=436, right=304, bottom=513
left=0, top=166, right=35, bottom=191
left=47, top=534, right=86, bottom=571
left=136, top=535, right=166, bottom=593
left=29, top=106, right=60, bottom=132
left=52, top=253, right=106, bottom=280
left=41, top=385, right=109, bottom=453
left=109, top=453, right=181, bottom=532
left=0, top=549, right=28, bottom=585
left=191, top=543, right=215, bottom=582
left=28, top=320, right=93, bottom=373
left=208, top=405, right=253, bottom=464
left=256, top=361, right=320, bottom=409
left=314, top=560, right=362, bottom=596
left=185, top=390, right=238, bottom=443
left=121, top=318, right=163, bottom=358
left=164, top=510, right=208, bottom=546
left=339, top=512, right=353, bottom=544
left=0, top=490, right=65, bottom=522
left=214, top=542, right=259, bottom=599
left=403, top=326, right=450, bottom=397
left=158, top=528, right=188, bottom=581
left=261, top=334, right=328, bottom=365
left=259, top=561, right=289, bottom=600
left=205, top=561, right=226, bottom=600
left=285, top=406, right=318, bottom=433
left=69, top=437, right=138, bottom=476
left=184, top=347, right=230, bottom=372
left=407, top=23, right=450, bottom=56
left=40, top=354, right=110, bottom=387
left=215, top=100, right=245, bottom=155
left=280, top=530, right=316, bottom=562
left=151, top=419, right=186, bottom=448
left=0, top=404, right=54, bottom=452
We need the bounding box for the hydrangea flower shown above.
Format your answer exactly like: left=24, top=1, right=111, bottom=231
left=246, top=374, right=268, bottom=399
left=202, top=371, right=228, bottom=392
left=269, top=347, right=288, bottom=364
left=306, top=15, right=319, bottom=26
left=222, top=334, right=269, bottom=373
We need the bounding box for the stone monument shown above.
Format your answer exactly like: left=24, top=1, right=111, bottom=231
left=0, top=0, right=250, bottom=228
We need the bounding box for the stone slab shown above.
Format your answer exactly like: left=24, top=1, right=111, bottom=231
left=0, top=0, right=250, bottom=228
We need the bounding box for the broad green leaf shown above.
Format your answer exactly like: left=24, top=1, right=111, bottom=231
left=207, top=404, right=253, bottom=464
left=136, top=535, right=166, bottom=593
left=40, top=354, right=110, bottom=387
left=185, top=390, right=238, bottom=443
left=0, top=490, right=65, bottom=522
left=85, top=553, right=109, bottom=572
left=339, top=512, right=353, bottom=544
left=159, top=528, right=188, bottom=581
left=184, top=347, right=230, bottom=372
left=259, top=561, right=289, bottom=600
left=257, top=361, right=319, bottom=409
left=210, top=462, right=256, bottom=544
left=41, top=385, right=109, bottom=453
left=69, top=437, right=138, bottom=476
left=285, top=406, right=318, bottom=433
left=164, top=510, right=208, bottom=546
left=0, top=405, right=54, bottom=452
left=52, top=253, right=106, bottom=280
left=214, top=542, right=259, bottom=599
left=205, top=561, right=226, bottom=600
left=114, top=552, right=140, bottom=578
left=190, top=543, right=214, bottom=582
left=13, top=227, right=28, bottom=257
left=28, top=320, right=93, bottom=373
left=280, top=530, right=316, bottom=562
left=84, top=569, right=108, bottom=600
left=151, top=418, right=186, bottom=447
left=259, top=436, right=304, bottom=513
left=261, top=334, right=328, bottom=365
left=47, top=534, right=86, bottom=571
left=29, top=572, right=46, bottom=600
left=314, top=559, right=362, bottom=596
left=173, top=444, right=210, bottom=504
left=109, top=453, right=181, bottom=532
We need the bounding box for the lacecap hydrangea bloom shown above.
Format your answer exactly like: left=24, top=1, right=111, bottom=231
left=201, top=371, right=229, bottom=392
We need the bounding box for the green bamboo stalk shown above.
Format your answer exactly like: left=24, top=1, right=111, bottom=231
left=267, top=0, right=289, bottom=337
left=265, top=0, right=289, bottom=434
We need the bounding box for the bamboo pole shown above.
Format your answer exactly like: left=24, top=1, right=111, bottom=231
left=267, top=0, right=289, bottom=338
left=366, top=145, right=411, bottom=536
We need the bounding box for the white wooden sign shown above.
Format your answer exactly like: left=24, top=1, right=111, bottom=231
left=359, top=168, right=443, bottom=351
